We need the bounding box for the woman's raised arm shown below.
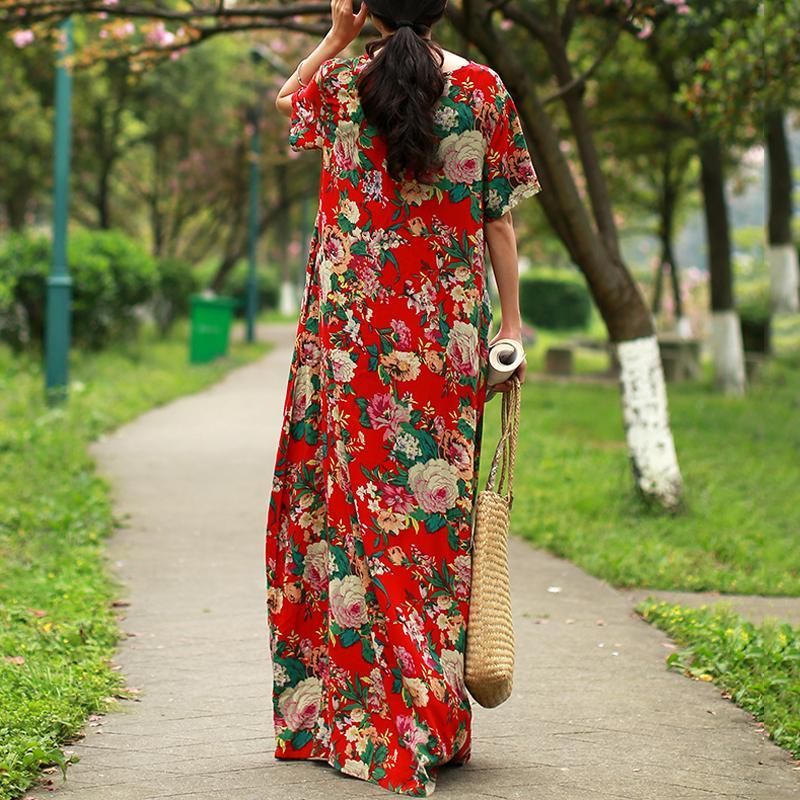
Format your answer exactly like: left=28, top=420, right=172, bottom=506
left=275, top=0, right=368, bottom=116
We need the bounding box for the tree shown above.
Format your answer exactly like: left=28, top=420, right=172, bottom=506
left=687, top=1, right=800, bottom=314
left=448, top=0, right=684, bottom=507
left=588, top=30, right=698, bottom=335
left=0, top=38, right=52, bottom=228
left=609, top=0, right=761, bottom=394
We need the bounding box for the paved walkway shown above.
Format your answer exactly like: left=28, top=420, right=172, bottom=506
left=35, top=323, right=800, bottom=800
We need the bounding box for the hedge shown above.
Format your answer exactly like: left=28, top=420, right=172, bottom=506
left=519, top=267, right=592, bottom=330
left=0, top=230, right=198, bottom=351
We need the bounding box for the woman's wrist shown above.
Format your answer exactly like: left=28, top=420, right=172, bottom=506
left=497, top=314, right=523, bottom=340
left=322, top=30, right=348, bottom=56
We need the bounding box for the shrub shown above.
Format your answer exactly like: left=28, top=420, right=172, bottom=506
left=735, top=257, right=772, bottom=353
left=0, top=229, right=159, bottom=351
left=519, top=267, right=592, bottom=330
left=221, top=260, right=281, bottom=316
left=151, top=258, right=200, bottom=335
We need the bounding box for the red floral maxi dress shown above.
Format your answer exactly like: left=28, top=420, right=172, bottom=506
left=264, top=51, right=541, bottom=797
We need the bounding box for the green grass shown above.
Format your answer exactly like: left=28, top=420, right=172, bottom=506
left=0, top=319, right=269, bottom=800
left=480, top=339, right=800, bottom=596
left=635, top=599, right=800, bottom=759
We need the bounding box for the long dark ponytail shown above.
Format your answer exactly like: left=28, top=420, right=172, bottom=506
left=356, top=1, right=449, bottom=183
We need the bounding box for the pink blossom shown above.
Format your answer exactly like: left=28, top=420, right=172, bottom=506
left=147, top=22, right=176, bottom=47
left=12, top=29, right=35, bottom=48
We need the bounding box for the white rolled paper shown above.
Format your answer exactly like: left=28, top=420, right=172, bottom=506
left=487, top=338, right=526, bottom=387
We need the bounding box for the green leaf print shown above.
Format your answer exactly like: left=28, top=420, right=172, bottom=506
left=291, top=729, right=314, bottom=749
left=330, top=545, right=352, bottom=579
left=398, top=422, right=439, bottom=461
left=276, top=657, right=307, bottom=687
left=447, top=527, right=460, bottom=551
left=361, top=635, right=375, bottom=663
left=340, top=628, right=360, bottom=647
left=427, top=513, right=447, bottom=532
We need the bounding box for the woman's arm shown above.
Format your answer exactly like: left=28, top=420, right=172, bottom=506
left=275, top=0, right=368, bottom=117
left=484, top=210, right=527, bottom=390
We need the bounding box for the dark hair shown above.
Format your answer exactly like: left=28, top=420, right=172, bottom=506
left=357, top=1, right=449, bottom=183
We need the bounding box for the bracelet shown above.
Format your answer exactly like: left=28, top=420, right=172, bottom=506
left=296, top=58, right=309, bottom=88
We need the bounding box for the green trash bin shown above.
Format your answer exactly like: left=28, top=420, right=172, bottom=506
left=189, top=294, right=239, bottom=364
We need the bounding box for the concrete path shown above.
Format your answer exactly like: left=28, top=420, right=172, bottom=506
left=34, top=323, right=800, bottom=800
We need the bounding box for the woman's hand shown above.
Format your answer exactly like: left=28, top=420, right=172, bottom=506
left=328, top=0, right=369, bottom=48
left=488, top=326, right=527, bottom=394
left=275, top=0, right=367, bottom=116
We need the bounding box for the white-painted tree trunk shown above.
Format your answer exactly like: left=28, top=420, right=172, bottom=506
left=676, top=316, right=693, bottom=339
left=711, top=310, right=746, bottom=395
left=616, top=335, right=683, bottom=509
left=279, top=280, right=298, bottom=316
left=768, top=244, right=799, bottom=313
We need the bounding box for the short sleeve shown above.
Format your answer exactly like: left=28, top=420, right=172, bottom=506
left=288, top=59, right=336, bottom=152
left=481, top=74, right=542, bottom=220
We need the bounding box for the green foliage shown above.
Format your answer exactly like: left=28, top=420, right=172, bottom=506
left=221, top=260, right=281, bottom=315
left=684, top=1, right=800, bottom=129
left=636, top=600, right=800, bottom=758
left=519, top=268, right=592, bottom=330
left=0, top=320, right=269, bottom=800
left=734, top=253, right=771, bottom=328
left=0, top=230, right=204, bottom=350
left=151, top=258, right=200, bottom=335
left=0, top=40, right=51, bottom=229
left=0, top=229, right=159, bottom=351
left=481, top=346, right=800, bottom=595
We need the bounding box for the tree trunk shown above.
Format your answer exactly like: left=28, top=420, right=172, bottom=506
left=210, top=186, right=308, bottom=293
left=448, top=0, right=683, bottom=508
left=6, top=193, right=28, bottom=230
left=97, top=162, right=112, bottom=230
left=652, top=259, right=665, bottom=315
left=765, top=109, right=799, bottom=313
left=656, top=153, right=688, bottom=333
left=698, top=135, right=745, bottom=394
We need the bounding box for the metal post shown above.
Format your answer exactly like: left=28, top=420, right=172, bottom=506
left=246, top=47, right=267, bottom=344
left=45, top=17, right=74, bottom=405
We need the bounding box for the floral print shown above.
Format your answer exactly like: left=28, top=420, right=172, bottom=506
left=265, top=51, right=541, bottom=796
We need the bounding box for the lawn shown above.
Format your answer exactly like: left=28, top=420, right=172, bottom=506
left=0, top=319, right=269, bottom=800
left=481, top=335, right=800, bottom=596
left=477, top=317, right=800, bottom=763
left=635, top=599, right=800, bottom=759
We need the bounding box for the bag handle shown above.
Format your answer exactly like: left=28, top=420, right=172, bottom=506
left=484, top=375, right=521, bottom=507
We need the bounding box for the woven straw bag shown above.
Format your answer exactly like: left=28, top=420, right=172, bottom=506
left=465, top=374, right=521, bottom=708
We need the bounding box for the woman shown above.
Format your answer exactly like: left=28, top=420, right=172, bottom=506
left=266, top=0, right=541, bottom=795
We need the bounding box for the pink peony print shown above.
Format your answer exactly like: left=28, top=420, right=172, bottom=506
left=278, top=677, right=322, bottom=730
left=446, top=320, right=479, bottom=377
left=329, top=575, right=368, bottom=629
left=366, top=392, right=411, bottom=438
left=407, top=458, right=460, bottom=514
